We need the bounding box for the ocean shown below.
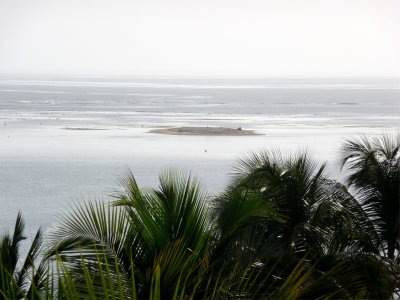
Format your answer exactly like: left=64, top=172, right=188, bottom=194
left=0, top=75, right=399, bottom=241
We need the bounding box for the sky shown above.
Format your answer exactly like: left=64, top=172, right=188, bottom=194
left=0, top=0, right=399, bottom=77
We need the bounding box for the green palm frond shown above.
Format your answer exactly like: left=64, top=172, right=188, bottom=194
left=340, top=133, right=400, bottom=259
left=115, top=169, right=211, bottom=297
left=373, top=133, right=400, bottom=161
left=48, top=170, right=212, bottom=298
left=230, top=150, right=328, bottom=244
left=211, top=185, right=288, bottom=270
left=114, top=169, right=210, bottom=256
left=47, top=200, right=134, bottom=297
left=0, top=213, right=48, bottom=298
left=1, top=213, right=25, bottom=274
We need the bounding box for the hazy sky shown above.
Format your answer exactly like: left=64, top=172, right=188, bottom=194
left=0, top=0, right=399, bottom=77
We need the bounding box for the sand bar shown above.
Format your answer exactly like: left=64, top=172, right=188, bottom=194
left=63, top=127, right=109, bottom=131
left=149, top=126, right=259, bottom=136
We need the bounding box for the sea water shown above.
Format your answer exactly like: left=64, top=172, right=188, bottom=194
left=0, top=75, right=399, bottom=241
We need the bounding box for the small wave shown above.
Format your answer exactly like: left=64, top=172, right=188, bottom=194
left=88, top=92, right=174, bottom=97
left=337, top=102, right=358, bottom=105
left=0, top=89, right=70, bottom=94
left=183, top=95, right=212, bottom=99
left=18, top=100, right=56, bottom=104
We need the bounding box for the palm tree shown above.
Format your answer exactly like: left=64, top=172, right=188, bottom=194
left=0, top=213, right=46, bottom=299
left=114, top=169, right=211, bottom=297
left=228, top=150, right=331, bottom=254
left=46, top=155, right=398, bottom=298
left=218, top=149, right=398, bottom=298
left=48, top=170, right=211, bottom=298
left=340, top=134, right=400, bottom=260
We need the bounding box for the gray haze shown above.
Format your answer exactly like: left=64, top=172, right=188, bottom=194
left=0, top=0, right=399, bottom=77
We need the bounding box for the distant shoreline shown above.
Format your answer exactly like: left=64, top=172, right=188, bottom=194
left=149, top=126, right=259, bottom=136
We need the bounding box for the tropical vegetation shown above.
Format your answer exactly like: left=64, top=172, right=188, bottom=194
left=0, top=134, right=399, bottom=299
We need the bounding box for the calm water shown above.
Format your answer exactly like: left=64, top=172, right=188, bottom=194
left=1, top=76, right=399, bottom=127
left=0, top=75, right=399, bottom=242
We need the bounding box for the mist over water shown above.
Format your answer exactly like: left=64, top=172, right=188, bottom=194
left=0, top=76, right=399, bottom=242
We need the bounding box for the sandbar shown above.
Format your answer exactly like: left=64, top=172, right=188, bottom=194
left=149, top=126, right=259, bottom=136
left=63, top=127, right=108, bottom=131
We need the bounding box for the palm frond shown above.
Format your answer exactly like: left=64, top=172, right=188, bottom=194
left=47, top=200, right=134, bottom=296
left=340, top=133, right=400, bottom=259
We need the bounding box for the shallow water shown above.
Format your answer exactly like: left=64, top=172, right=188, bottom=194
left=0, top=75, right=399, bottom=242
